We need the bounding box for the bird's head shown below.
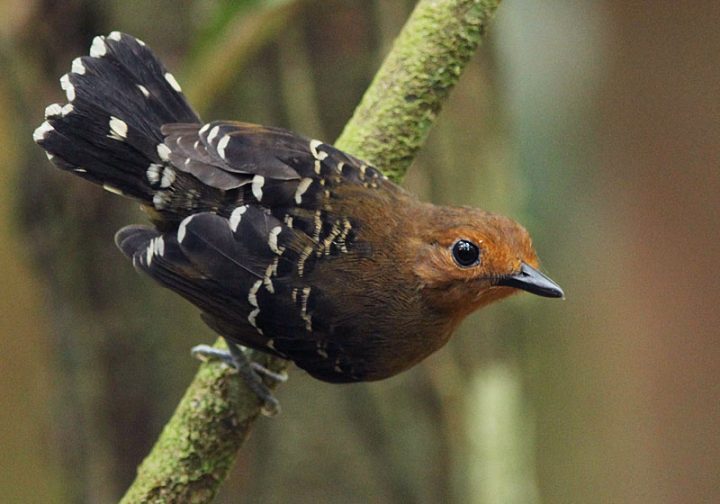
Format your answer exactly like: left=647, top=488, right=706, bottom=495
left=413, top=205, right=563, bottom=320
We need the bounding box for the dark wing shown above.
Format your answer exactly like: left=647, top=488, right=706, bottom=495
left=36, top=32, right=390, bottom=381
left=155, top=120, right=386, bottom=208
left=121, top=121, right=393, bottom=382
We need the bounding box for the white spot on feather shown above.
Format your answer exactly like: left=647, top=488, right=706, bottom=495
left=61, top=104, right=73, bottom=116
left=156, top=143, right=171, bottom=161
left=177, top=215, right=194, bottom=242
left=300, top=287, right=312, bottom=331
left=153, top=192, right=170, bottom=210
left=268, top=226, right=284, bottom=255
left=152, top=236, right=165, bottom=256
left=44, top=104, right=63, bottom=119
left=33, top=121, right=54, bottom=142
left=90, top=36, right=107, bottom=58
left=297, top=246, right=313, bottom=277
left=145, top=237, right=165, bottom=265
left=108, top=116, right=128, bottom=141
left=294, top=178, right=313, bottom=204
left=321, top=222, right=343, bottom=256
left=337, top=218, right=353, bottom=253
left=108, top=31, right=122, bottom=41
left=164, top=72, right=182, bottom=92
left=248, top=280, right=262, bottom=307
left=251, top=175, right=265, bottom=201
left=217, top=134, right=230, bottom=159
left=71, top=57, right=86, bottom=75
left=312, top=210, right=322, bottom=241
left=229, top=205, right=248, bottom=232
left=60, top=74, right=75, bottom=101
left=309, top=139, right=328, bottom=160
left=160, top=167, right=176, bottom=188
left=199, top=123, right=210, bottom=135
left=207, top=126, right=220, bottom=144
left=310, top=140, right=329, bottom=174
left=263, top=261, right=276, bottom=294
left=136, top=84, right=150, bottom=98
left=300, top=287, right=311, bottom=308
left=248, top=308, right=260, bottom=329
left=146, top=163, right=162, bottom=184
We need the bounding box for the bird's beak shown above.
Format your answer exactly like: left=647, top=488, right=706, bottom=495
left=498, top=262, right=564, bottom=298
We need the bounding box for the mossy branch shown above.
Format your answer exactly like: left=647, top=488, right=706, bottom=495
left=336, top=0, right=501, bottom=179
left=120, top=0, right=501, bottom=502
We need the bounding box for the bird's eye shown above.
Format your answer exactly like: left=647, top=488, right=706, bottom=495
left=451, top=239, right=481, bottom=267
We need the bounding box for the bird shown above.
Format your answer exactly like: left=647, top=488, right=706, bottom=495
left=34, top=32, right=563, bottom=412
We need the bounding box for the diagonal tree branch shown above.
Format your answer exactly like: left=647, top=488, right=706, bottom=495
left=336, top=0, right=501, bottom=176
left=120, top=1, right=501, bottom=502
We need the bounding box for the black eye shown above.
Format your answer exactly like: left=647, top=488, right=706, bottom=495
left=452, top=239, right=480, bottom=267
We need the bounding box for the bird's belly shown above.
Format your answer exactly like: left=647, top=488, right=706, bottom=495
left=298, top=321, right=453, bottom=383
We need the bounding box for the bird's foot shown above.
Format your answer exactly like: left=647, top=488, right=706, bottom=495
left=192, top=339, right=287, bottom=416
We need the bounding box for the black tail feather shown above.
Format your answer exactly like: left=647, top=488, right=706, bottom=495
left=34, top=32, right=200, bottom=203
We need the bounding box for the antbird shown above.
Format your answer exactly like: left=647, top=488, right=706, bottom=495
left=34, top=32, right=563, bottom=413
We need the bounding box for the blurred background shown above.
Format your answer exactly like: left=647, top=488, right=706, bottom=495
left=1, top=0, right=718, bottom=502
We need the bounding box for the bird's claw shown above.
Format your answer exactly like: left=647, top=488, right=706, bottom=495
left=191, top=340, right=284, bottom=416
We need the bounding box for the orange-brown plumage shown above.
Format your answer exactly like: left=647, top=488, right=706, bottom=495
left=299, top=183, right=559, bottom=380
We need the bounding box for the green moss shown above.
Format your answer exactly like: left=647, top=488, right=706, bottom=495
left=336, top=0, right=501, bottom=183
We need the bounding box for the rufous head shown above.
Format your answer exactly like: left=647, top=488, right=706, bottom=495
left=413, top=205, right=563, bottom=319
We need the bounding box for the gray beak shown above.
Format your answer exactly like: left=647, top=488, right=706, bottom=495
left=498, top=262, right=564, bottom=298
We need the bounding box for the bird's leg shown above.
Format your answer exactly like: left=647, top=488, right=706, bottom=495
left=191, top=340, right=288, bottom=383
left=191, top=344, right=235, bottom=366
left=191, top=338, right=287, bottom=416
left=224, top=340, right=289, bottom=383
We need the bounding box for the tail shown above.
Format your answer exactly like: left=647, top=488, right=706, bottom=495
left=33, top=31, right=200, bottom=203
